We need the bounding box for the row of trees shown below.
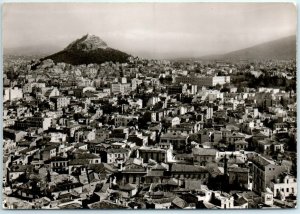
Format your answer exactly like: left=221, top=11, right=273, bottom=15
left=231, top=72, right=296, bottom=92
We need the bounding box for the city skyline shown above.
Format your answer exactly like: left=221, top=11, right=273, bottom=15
left=3, top=2, right=297, bottom=59
left=3, top=2, right=297, bottom=210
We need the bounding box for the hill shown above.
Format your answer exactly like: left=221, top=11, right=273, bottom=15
left=43, top=34, right=130, bottom=65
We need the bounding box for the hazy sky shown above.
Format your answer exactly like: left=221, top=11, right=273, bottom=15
left=3, top=3, right=297, bottom=59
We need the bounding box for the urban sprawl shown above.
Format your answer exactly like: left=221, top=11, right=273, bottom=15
left=3, top=56, right=297, bottom=209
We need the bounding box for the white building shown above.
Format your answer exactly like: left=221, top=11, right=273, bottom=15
left=4, top=87, right=23, bottom=102
left=270, top=174, right=297, bottom=199
left=107, top=148, right=130, bottom=165
left=111, top=83, right=124, bottom=94
left=50, top=132, right=67, bottom=143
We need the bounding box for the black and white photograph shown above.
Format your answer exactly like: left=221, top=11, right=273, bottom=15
left=2, top=2, right=297, bottom=209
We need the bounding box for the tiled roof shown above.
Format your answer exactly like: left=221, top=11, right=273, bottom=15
left=69, top=159, right=90, bottom=165
left=160, top=133, right=188, bottom=139
left=107, top=148, right=129, bottom=154
left=251, top=155, right=273, bottom=167
left=192, top=148, right=217, bottom=156
left=145, top=170, right=164, bottom=177
left=119, top=183, right=137, bottom=191
left=172, top=196, right=187, bottom=208
left=234, top=196, right=248, bottom=206
left=171, top=164, right=208, bottom=173
left=77, top=153, right=100, bottom=159
left=88, top=200, right=129, bottom=209
left=228, top=167, right=249, bottom=173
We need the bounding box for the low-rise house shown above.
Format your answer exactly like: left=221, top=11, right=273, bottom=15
left=160, top=133, right=188, bottom=151
left=273, top=123, right=288, bottom=134
left=119, top=183, right=138, bottom=197
left=137, top=146, right=171, bottom=163
left=117, top=159, right=147, bottom=185
left=167, top=122, right=201, bottom=135
left=75, top=153, right=102, bottom=164
left=41, top=145, right=58, bottom=161
left=163, top=116, right=180, bottom=127
left=270, top=173, right=297, bottom=199
left=234, top=140, right=248, bottom=151
left=228, top=167, right=249, bottom=190
left=128, top=131, right=148, bottom=146
left=252, top=132, right=269, bottom=144
left=232, top=193, right=249, bottom=209
left=261, top=188, right=274, bottom=206
left=257, top=140, right=284, bottom=155
left=50, top=96, right=70, bottom=110
left=208, top=192, right=234, bottom=209
left=109, top=127, right=129, bottom=140
left=74, top=143, right=88, bottom=150
left=192, top=148, right=217, bottom=166
left=15, top=117, right=52, bottom=131
left=47, top=156, right=69, bottom=174
left=3, top=129, right=27, bottom=142
left=197, top=129, right=212, bottom=144
left=50, top=132, right=67, bottom=143
left=7, top=165, right=34, bottom=182
left=114, top=115, right=139, bottom=127
left=226, top=132, right=245, bottom=144
left=169, top=164, right=209, bottom=185
left=107, top=148, right=130, bottom=165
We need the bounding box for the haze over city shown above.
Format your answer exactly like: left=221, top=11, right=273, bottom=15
left=3, top=2, right=297, bottom=59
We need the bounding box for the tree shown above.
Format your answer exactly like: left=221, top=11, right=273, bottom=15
left=46, top=170, right=51, bottom=182
left=215, top=84, right=222, bottom=90
left=188, top=134, right=200, bottom=143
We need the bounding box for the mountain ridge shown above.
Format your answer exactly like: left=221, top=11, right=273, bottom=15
left=201, top=35, right=296, bottom=61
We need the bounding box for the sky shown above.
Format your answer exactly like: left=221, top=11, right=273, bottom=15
left=3, top=2, right=297, bottom=59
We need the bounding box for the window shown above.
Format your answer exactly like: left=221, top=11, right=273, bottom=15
left=286, top=188, right=289, bottom=192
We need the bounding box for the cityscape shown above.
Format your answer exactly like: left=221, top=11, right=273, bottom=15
left=2, top=2, right=297, bottom=209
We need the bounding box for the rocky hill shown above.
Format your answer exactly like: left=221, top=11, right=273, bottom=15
left=43, top=34, right=130, bottom=65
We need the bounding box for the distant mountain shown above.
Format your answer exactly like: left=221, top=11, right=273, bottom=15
left=202, top=35, right=296, bottom=61
left=43, top=34, right=130, bottom=65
